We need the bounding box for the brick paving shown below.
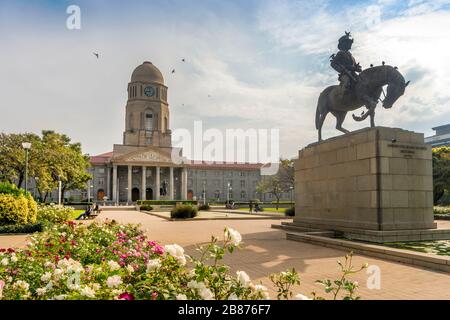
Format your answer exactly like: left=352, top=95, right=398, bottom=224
left=2, top=210, right=450, bottom=300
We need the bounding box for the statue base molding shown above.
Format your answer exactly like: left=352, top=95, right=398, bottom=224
left=285, top=127, right=450, bottom=243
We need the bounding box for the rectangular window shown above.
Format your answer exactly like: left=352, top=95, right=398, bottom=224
left=240, top=172, right=245, bottom=176
left=98, top=178, right=104, bottom=186
left=202, top=171, right=207, bottom=177
left=228, top=171, right=233, bottom=177
left=240, top=180, right=245, bottom=188
left=98, top=168, right=105, bottom=174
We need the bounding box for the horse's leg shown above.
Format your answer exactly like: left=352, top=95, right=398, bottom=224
left=370, top=110, right=375, bottom=127
left=335, top=111, right=350, bottom=134
left=318, top=112, right=328, bottom=141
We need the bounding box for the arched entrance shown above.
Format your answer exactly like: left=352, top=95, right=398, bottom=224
left=187, top=190, right=194, bottom=200
left=132, top=188, right=140, bottom=202
left=146, top=188, right=153, bottom=200
left=97, top=189, right=105, bottom=201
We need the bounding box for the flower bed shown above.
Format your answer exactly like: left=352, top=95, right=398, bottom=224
left=0, top=221, right=366, bottom=300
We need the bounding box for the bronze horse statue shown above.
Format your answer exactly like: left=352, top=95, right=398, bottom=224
left=315, top=65, right=410, bottom=141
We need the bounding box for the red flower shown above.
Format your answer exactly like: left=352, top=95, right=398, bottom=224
left=151, top=292, right=158, bottom=300
left=118, top=293, right=135, bottom=300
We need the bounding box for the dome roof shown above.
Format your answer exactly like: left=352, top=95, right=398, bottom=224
left=131, top=61, right=164, bottom=84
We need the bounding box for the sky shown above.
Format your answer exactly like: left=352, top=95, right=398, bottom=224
left=0, top=0, right=450, bottom=160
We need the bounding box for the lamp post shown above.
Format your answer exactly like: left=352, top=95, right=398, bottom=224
left=203, top=180, right=206, bottom=205
left=226, top=182, right=230, bottom=203
left=87, top=183, right=93, bottom=203
left=290, top=186, right=294, bottom=205
left=22, top=142, right=31, bottom=193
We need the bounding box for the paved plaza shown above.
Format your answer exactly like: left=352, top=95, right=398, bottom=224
left=2, top=210, right=450, bottom=300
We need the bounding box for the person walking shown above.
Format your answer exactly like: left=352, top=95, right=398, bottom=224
left=249, top=201, right=253, bottom=213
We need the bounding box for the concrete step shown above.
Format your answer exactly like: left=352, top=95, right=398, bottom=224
left=271, top=222, right=323, bottom=233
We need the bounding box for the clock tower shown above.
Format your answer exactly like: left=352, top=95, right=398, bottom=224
left=123, top=61, right=171, bottom=147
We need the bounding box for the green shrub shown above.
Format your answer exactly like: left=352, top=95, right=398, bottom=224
left=140, top=205, right=153, bottom=211
left=25, top=193, right=37, bottom=223
left=198, top=203, right=211, bottom=211
left=36, top=204, right=75, bottom=224
left=0, top=182, right=28, bottom=197
left=285, top=207, right=295, bottom=217
left=0, top=193, right=30, bottom=225
left=434, top=206, right=450, bottom=215
left=170, top=205, right=198, bottom=219
left=0, top=222, right=43, bottom=234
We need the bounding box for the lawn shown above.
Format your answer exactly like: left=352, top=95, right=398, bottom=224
left=237, top=207, right=286, bottom=214
left=385, top=240, right=450, bottom=256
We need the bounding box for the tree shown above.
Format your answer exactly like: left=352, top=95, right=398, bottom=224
left=256, top=158, right=295, bottom=210
left=0, top=130, right=91, bottom=202
left=432, top=147, right=450, bottom=205
left=0, top=132, right=41, bottom=187
left=256, top=176, right=285, bottom=210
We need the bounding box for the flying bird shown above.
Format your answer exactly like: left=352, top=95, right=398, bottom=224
left=171, top=69, right=176, bottom=74
left=182, top=58, right=185, bottom=62
left=93, top=52, right=99, bottom=59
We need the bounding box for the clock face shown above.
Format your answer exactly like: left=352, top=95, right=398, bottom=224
left=144, top=86, right=155, bottom=97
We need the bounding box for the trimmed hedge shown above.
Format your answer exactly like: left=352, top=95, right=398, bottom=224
left=198, top=204, right=211, bottom=211
left=140, top=205, right=154, bottom=211
left=170, top=205, right=198, bottom=219
left=0, top=182, right=37, bottom=225
left=137, top=200, right=198, bottom=206
left=285, top=207, right=295, bottom=217
left=0, top=222, right=43, bottom=234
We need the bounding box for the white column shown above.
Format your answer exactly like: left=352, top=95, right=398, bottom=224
left=141, top=166, right=146, bottom=200
left=127, top=165, right=132, bottom=203
left=106, top=166, right=111, bottom=200
left=181, top=167, right=188, bottom=200
left=155, top=167, right=161, bottom=200
left=112, top=165, right=118, bottom=203
left=169, top=167, right=174, bottom=200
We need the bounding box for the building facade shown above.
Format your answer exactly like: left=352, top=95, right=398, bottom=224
left=425, top=124, right=450, bottom=147
left=87, top=61, right=292, bottom=204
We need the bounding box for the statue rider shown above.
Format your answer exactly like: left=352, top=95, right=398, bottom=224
left=330, top=32, right=362, bottom=92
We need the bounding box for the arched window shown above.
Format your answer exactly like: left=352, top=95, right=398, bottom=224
left=240, top=191, right=246, bottom=199
left=145, top=112, right=153, bottom=131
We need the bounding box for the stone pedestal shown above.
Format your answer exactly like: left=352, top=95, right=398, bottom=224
left=290, top=127, right=449, bottom=242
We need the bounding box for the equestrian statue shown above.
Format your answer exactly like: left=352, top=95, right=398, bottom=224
left=316, top=31, right=410, bottom=141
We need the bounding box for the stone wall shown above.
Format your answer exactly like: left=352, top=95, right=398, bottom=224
left=294, top=127, right=435, bottom=232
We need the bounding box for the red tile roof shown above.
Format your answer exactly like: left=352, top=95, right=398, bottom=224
left=90, top=151, right=113, bottom=165
left=186, top=160, right=264, bottom=170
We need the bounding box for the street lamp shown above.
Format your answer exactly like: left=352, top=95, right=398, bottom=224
left=203, top=180, right=206, bottom=205
left=290, top=186, right=294, bottom=204
left=226, top=182, right=231, bottom=203
left=22, top=142, right=31, bottom=193
left=87, top=183, right=94, bottom=203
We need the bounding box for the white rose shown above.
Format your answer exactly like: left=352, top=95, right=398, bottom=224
left=107, top=260, right=121, bottom=271
left=236, top=271, right=251, bottom=287
left=146, top=259, right=161, bottom=273
left=294, top=293, right=311, bottom=300
left=225, top=228, right=242, bottom=246
left=253, top=284, right=270, bottom=299
left=11, top=254, right=18, bottom=263
left=176, top=294, right=187, bottom=300
left=199, top=287, right=214, bottom=300
left=80, top=286, right=96, bottom=298
left=54, top=294, right=67, bottom=300
left=164, top=244, right=186, bottom=265
left=228, top=293, right=239, bottom=300
left=126, top=265, right=134, bottom=273
left=1, top=258, right=8, bottom=266
left=106, top=275, right=123, bottom=288
left=36, top=288, right=47, bottom=296
left=41, top=272, right=52, bottom=282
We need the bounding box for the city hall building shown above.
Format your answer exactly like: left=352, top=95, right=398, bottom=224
left=87, top=61, right=291, bottom=203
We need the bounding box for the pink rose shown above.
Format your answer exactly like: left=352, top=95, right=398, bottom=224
left=118, top=292, right=135, bottom=300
